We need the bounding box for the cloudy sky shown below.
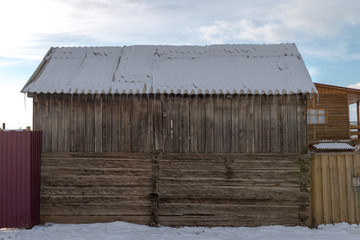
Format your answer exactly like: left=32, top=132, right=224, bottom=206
left=1, top=0, right=360, bottom=128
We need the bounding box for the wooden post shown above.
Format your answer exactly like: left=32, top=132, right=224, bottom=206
left=357, top=101, right=360, bottom=125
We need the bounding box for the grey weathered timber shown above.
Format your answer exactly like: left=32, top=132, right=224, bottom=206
left=41, top=152, right=309, bottom=227
left=34, top=93, right=308, bottom=154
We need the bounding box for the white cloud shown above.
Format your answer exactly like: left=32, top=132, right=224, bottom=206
left=0, top=79, right=32, bottom=129
left=348, top=83, right=360, bottom=89
left=196, top=0, right=360, bottom=59
left=307, top=67, right=320, bottom=78
left=1, top=0, right=360, bottom=64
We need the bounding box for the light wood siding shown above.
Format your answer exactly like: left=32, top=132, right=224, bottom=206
left=307, top=94, right=349, bottom=141
left=310, top=153, right=360, bottom=227
left=34, top=94, right=308, bottom=153
left=41, top=152, right=309, bottom=227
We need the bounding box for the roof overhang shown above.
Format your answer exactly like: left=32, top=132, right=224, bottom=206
left=314, top=83, right=360, bottom=105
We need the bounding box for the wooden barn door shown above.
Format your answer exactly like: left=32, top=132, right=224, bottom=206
left=310, top=152, right=360, bottom=227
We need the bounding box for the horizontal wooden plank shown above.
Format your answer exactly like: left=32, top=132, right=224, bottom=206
left=39, top=152, right=309, bottom=226
left=159, top=186, right=307, bottom=200
left=158, top=203, right=300, bottom=216
left=158, top=178, right=301, bottom=187
left=41, top=167, right=152, bottom=176
left=41, top=158, right=153, bottom=168
left=42, top=186, right=152, bottom=196
left=158, top=215, right=301, bottom=227
left=159, top=169, right=301, bottom=179
left=41, top=204, right=151, bottom=215
left=41, top=176, right=153, bottom=187
left=40, top=215, right=151, bottom=225
left=159, top=162, right=299, bottom=170
left=41, top=195, right=151, bottom=204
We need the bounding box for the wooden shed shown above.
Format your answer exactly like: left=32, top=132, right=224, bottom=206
left=308, top=83, right=360, bottom=143
left=21, top=44, right=316, bottom=227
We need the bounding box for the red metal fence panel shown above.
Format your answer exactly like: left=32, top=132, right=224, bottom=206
left=0, top=131, right=42, bottom=228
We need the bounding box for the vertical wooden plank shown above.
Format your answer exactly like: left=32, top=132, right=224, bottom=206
left=51, top=95, right=59, bottom=152
left=223, top=95, right=232, bottom=153
left=321, top=154, right=332, bottom=224
left=205, top=95, right=214, bottom=153
left=32, top=94, right=40, bottom=131
left=270, top=95, right=279, bottom=153
left=279, top=95, right=288, bottom=153
left=130, top=95, right=139, bottom=152
left=329, top=155, right=340, bottom=223
left=153, top=94, right=163, bottom=151
left=247, top=95, right=255, bottom=153
left=163, top=95, right=172, bottom=153
left=63, top=95, right=71, bottom=152
left=239, top=95, right=247, bottom=153
left=264, top=95, right=271, bottom=152
left=57, top=94, right=65, bottom=152
left=337, top=154, right=349, bottom=223
left=138, top=94, right=148, bottom=153
left=214, top=95, right=223, bottom=152
left=94, top=94, right=103, bottom=152
left=85, top=95, right=95, bottom=152
left=38, top=94, right=46, bottom=150
left=44, top=95, right=53, bottom=152
left=253, top=95, right=261, bottom=153
left=111, top=94, right=120, bottom=152
left=77, top=95, right=86, bottom=152
left=122, top=95, right=131, bottom=152
left=70, top=94, right=77, bottom=152
left=198, top=96, right=206, bottom=153
left=147, top=95, right=155, bottom=152
left=231, top=95, right=239, bottom=153
left=180, top=95, right=190, bottom=153
left=189, top=96, right=198, bottom=152
left=345, top=154, right=356, bottom=223
left=102, top=95, right=112, bottom=152
left=260, top=94, right=266, bottom=153
left=353, top=154, right=360, bottom=222
left=288, top=95, right=296, bottom=152
left=297, top=95, right=306, bottom=154
left=310, top=153, right=323, bottom=227
left=173, top=95, right=180, bottom=153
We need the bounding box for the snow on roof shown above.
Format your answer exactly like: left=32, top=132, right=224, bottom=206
left=313, top=143, right=355, bottom=150
left=21, top=44, right=317, bottom=95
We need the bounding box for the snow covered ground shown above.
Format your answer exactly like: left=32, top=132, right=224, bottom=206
left=1, top=221, right=360, bottom=240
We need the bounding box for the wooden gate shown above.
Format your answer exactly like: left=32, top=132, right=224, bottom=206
left=310, top=152, right=360, bottom=227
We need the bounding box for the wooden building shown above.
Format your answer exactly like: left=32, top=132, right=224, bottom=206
left=308, top=83, right=360, bottom=143
left=22, top=44, right=316, bottom=227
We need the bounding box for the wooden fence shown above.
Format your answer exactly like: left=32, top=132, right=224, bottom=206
left=310, top=152, right=360, bottom=227
left=40, top=152, right=309, bottom=227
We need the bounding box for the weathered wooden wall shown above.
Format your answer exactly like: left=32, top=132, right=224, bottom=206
left=33, top=93, right=307, bottom=153
left=307, top=94, right=349, bottom=141
left=310, top=152, right=360, bottom=227
left=41, top=152, right=309, bottom=227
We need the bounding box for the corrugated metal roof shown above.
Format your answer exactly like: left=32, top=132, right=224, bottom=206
left=21, top=44, right=317, bottom=95
left=313, top=143, right=355, bottom=150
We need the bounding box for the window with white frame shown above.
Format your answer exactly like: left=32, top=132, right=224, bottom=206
left=308, top=108, right=326, bottom=124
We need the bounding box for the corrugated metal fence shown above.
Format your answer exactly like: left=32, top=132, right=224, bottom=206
left=310, top=152, right=360, bottom=227
left=0, top=131, right=42, bottom=228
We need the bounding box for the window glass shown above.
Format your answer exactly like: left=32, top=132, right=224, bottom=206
left=318, top=115, right=326, bottom=124
left=310, top=115, right=318, bottom=124
left=308, top=108, right=326, bottom=125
